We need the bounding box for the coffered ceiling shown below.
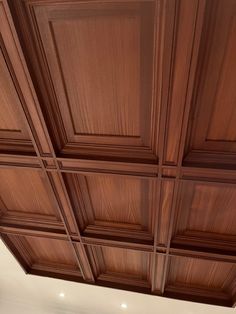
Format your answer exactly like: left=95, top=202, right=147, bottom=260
left=0, top=0, right=235, bottom=308
left=1, top=239, right=236, bottom=314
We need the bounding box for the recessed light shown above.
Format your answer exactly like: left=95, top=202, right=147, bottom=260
left=121, top=303, right=127, bottom=309
left=59, top=292, right=65, bottom=298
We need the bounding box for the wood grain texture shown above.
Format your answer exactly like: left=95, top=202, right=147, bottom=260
left=87, top=175, right=145, bottom=225
left=184, top=0, right=236, bottom=168
left=0, top=50, right=29, bottom=139
left=102, top=247, right=150, bottom=278
left=165, top=257, right=235, bottom=307
left=63, top=173, right=157, bottom=243
left=8, top=0, right=162, bottom=162
left=0, top=43, right=33, bottom=153
left=0, top=168, right=62, bottom=230
left=0, top=0, right=236, bottom=307
left=87, top=245, right=151, bottom=287
left=25, top=236, right=78, bottom=267
left=153, top=254, right=166, bottom=293
left=0, top=0, right=52, bottom=156
left=0, top=168, right=57, bottom=215
left=163, top=0, right=200, bottom=165
left=6, top=234, right=81, bottom=276
left=174, top=181, right=236, bottom=238
left=168, top=256, right=236, bottom=291
left=50, top=15, right=141, bottom=138
left=158, top=180, right=174, bottom=246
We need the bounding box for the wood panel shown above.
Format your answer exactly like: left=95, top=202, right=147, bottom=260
left=0, top=154, right=41, bottom=169
left=0, top=0, right=52, bottom=156
left=162, top=0, right=201, bottom=165
left=152, top=254, right=166, bottom=293
left=9, top=0, right=162, bottom=162
left=171, top=181, right=236, bottom=264
left=184, top=0, right=236, bottom=168
left=166, top=256, right=236, bottom=306
left=0, top=0, right=235, bottom=308
left=168, top=257, right=236, bottom=289
left=157, top=180, right=174, bottom=246
left=64, top=173, right=158, bottom=243
left=58, top=157, right=158, bottom=177
left=0, top=50, right=29, bottom=140
left=87, top=246, right=151, bottom=288
left=173, top=181, right=236, bottom=253
left=5, top=234, right=81, bottom=276
left=0, top=41, right=33, bottom=153
left=0, top=168, right=62, bottom=230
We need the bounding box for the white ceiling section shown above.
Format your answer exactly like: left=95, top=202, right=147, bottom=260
left=0, top=240, right=235, bottom=314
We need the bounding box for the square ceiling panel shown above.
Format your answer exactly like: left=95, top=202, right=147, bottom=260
left=86, top=246, right=152, bottom=290
left=166, top=256, right=236, bottom=307
left=63, top=173, right=158, bottom=244
left=3, top=234, right=81, bottom=279
left=172, top=180, right=236, bottom=255
left=15, top=0, right=159, bottom=162
left=0, top=168, right=63, bottom=231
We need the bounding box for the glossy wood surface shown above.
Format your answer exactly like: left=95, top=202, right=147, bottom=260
left=184, top=0, right=236, bottom=167
left=0, top=50, right=29, bottom=140
left=0, top=0, right=236, bottom=308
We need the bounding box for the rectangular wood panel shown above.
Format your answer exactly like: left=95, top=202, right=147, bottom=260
left=0, top=50, right=29, bottom=139
left=174, top=181, right=236, bottom=236
left=87, top=245, right=151, bottom=288
left=173, top=181, right=236, bottom=255
left=167, top=256, right=236, bottom=306
left=50, top=13, right=141, bottom=138
left=158, top=180, right=174, bottom=246
left=0, top=0, right=53, bottom=156
left=153, top=254, right=166, bottom=293
left=63, top=173, right=157, bottom=243
left=0, top=168, right=63, bottom=230
left=12, top=0, right=160, bottom=162
left=5, top=234, right=81, bottom=276
left=184, top=0, right=236, bottom=168
left=0, top=44, right=34, bottom=153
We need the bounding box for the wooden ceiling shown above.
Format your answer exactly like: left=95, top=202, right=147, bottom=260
left=0, top=0, right=236, bottom=308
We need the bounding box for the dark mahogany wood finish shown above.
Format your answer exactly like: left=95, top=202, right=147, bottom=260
left=0, top=0, right=236, bottom=307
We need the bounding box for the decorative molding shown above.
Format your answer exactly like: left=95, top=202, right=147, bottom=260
left=0, top=0, right=235, bottom=308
